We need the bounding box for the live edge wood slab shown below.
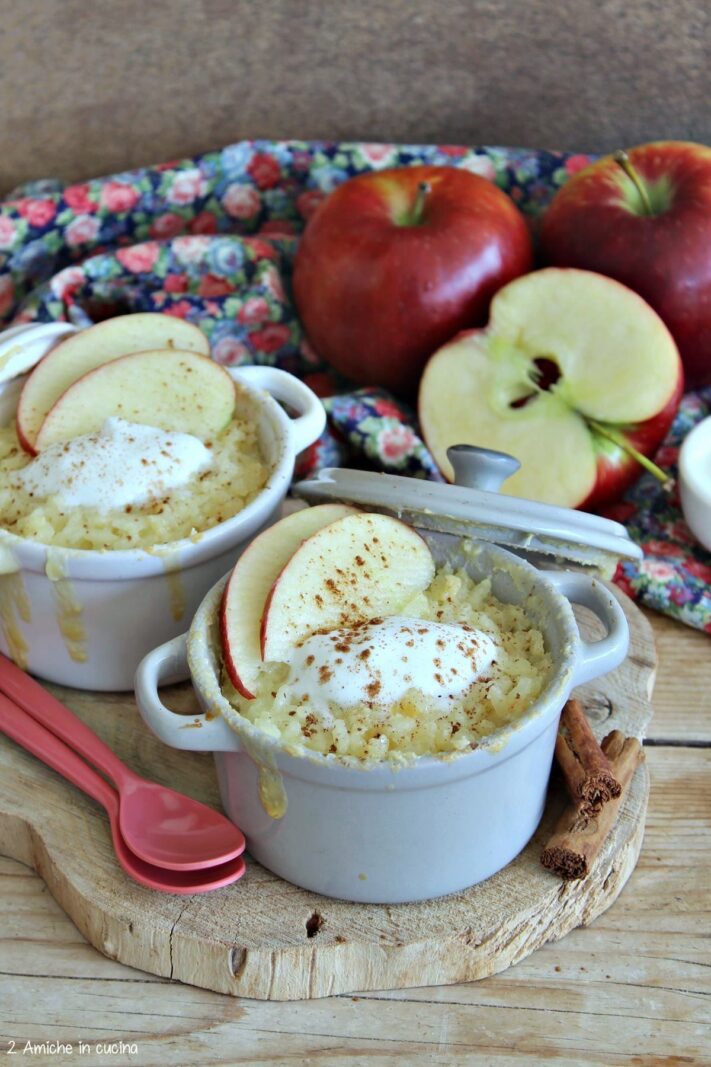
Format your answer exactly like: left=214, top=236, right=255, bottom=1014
left=0, top=586, right=655, bottom=1001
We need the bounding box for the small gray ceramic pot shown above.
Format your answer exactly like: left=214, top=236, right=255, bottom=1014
left=135, top=537, right=629, bottom=904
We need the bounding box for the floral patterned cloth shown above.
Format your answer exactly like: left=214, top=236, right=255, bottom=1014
left=0, top=140, right=708, bottom=633
left=608, top=389, right=711, bottom=632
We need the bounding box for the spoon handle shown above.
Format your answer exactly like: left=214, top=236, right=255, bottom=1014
left=0, top=691, right=118, bottom=817
left=0, top=654, right=134, bottom=791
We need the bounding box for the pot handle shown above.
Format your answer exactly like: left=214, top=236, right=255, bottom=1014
left=134, top=635, right=240, bottom=752
left=230, top=365, right=326, bottom=453
left=543, top=571, right=629, bottom=688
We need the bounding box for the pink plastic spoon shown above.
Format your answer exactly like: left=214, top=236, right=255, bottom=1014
left=0, top=655, right=245, bottom=871
left=0, top=694, right=245, bottom=893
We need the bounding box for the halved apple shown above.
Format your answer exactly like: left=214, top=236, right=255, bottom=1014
left=260, top=512, right=436, bottom=664
left=418, top=268, right=683, bottom=509
left=220, top=504, right=358, bottom=698
left=17, top=313, right=209, bottom=453
left=34, top=349, right=235, bottom=449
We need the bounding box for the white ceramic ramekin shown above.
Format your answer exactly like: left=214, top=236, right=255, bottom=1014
left=679, top=414, right=711, bottom=552
left=135, top=536, right=629, bottom=904
left=0, top=365, right=325, bottom=690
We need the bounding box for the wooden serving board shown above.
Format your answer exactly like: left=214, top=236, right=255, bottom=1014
left=0, top=585, right=655, bottom=1001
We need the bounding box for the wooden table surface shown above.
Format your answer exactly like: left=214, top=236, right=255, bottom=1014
left=0, top=610, right=709, bottom=1066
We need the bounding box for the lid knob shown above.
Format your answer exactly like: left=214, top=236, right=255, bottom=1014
left=447, top=445, right=521, bottom=492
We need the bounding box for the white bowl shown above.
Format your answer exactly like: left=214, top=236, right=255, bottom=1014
left=135, top=537, right=630, bottom=904
left=679, top=414, right=711, bottom=552
left=0, top=365, right=325, bottom=690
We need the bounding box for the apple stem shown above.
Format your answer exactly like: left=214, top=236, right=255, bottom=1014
left=410, top=181, right=431, bottom=225
left=587, top=418, right=673, bottom=490
left=613, top=150, right=653, bottom=216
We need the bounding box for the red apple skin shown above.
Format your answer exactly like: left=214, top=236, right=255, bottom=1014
left=16, top=414, right=36, bottom=456
left=540, top=141, right=711, bottom=389
left=421, top=346, right=683, bottom=511
left=293, top=165, right=533, bottom=396
left=258, top=581, right=276, bottom=663
left=219, top=580, right=256, bottom=700
left=418, top=267, right=684, bottom=512
left=582, top=367, right=684, bottom=512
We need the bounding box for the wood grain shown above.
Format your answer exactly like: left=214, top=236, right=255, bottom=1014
left=643, top=612, right=711, bottom=743
left=0, top=589, right=654, bottom=1005
left=0, top=742, right=707, bottom=1065
left=1, top=606, right=709, bottom=1063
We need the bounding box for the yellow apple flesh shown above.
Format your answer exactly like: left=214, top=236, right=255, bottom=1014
left=260, top=512, right=436, bottom=664
left=220, top=504, right=358, bottom=699
left=35, top=348, right=235, bottom=449
left=419, top=269, right=682, bottom=508
left=17, top=313, right=209, bottom=453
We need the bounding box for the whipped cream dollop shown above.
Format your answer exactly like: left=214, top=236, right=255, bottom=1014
left=15, top=417, right=213, bottom=511
left=284, top=615, right=497, bottom=716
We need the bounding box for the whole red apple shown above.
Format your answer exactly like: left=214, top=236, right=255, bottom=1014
left=540, top=141, right=711, bottom=388
left=293, top=165, right=533, bottom=395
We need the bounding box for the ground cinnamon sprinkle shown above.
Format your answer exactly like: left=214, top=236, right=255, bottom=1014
left=301, top=710, right=319, bottom=739
left=228, top=565, right=552, bottom=761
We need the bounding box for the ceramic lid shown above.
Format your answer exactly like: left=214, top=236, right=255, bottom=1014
left=294, top=444, right=643, bottom=577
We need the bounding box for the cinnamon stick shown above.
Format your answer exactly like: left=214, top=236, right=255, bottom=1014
left=541, top=730, right=644, bottom=880
left=555, top=699, right=621, bottom=816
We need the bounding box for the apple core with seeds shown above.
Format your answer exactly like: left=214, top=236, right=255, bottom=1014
left=418, top=268, right=683, bottom=509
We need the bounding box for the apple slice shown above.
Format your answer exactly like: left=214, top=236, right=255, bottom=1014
left=35, top=349, right=235, bottom=449
left=220, top=504, right=359, bottom=698
left=419, top=268, right=683, bottom=509
left=260, top=512, right=436, bottom=664
left=17, top=313, right=209, bottom=453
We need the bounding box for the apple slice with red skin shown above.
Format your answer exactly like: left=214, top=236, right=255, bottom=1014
left=220, top=504, right=358, bottom=699
left=17, top=313, right=210, bottom=454
left=418, top=268, right=683, bottom=510
left=260, top=512, right=436, bottom=665
left=34, top=348, right=235, bottom=450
